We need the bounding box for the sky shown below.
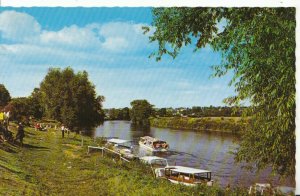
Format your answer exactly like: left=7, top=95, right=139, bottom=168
left=0, top=7, right=236, bottom=108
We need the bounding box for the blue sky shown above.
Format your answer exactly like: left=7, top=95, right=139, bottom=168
left=0, top=8, right=235, bottom=108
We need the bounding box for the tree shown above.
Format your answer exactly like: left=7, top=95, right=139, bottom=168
left=145, top=8, right=295, bottom=176
left=28, top=88, right=44, bottom=119
left=0, top=84, right=11, bottom=108
left=157, top=108, right=167, bottom=117
left=130, top=100, right=154, bottom=126
left=8, top=97, right=31, bottom=123
left=121, top=107, right=130, bottom=121
left=40, top=67, right=104, bottom=132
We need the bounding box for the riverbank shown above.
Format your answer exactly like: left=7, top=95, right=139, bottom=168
left=0, top=124, right=248, bottom=195
left=150, top=117, right=249, bottom=134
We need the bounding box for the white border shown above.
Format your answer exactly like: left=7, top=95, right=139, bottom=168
left=1, top=0, right=299, bottom=7
left=1, top=0, right=299, bottom=194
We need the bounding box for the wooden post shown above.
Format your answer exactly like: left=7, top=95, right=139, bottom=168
left=80, top=131, right=83, bottom=147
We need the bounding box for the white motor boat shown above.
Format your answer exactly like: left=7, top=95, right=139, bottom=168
left=155, top=166, right=213, bottom=187
left=106, top=138, right=137, bottom=159
left=139, top=136, right=169, bottom=152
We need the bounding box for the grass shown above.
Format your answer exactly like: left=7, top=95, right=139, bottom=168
left=0, top=123, right=248, bottom=195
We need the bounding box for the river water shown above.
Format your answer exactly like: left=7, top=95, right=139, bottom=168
left=93, top=120, right=294, bottom=188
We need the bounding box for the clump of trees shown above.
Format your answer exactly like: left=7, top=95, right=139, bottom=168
left=0, top=68, right=105, bottom=133
left=130, top=100, right=154, bottom=126
left=154, top=106, right=246, bottom=117
left=39, top=67, right=104, bottom=132
left=0, top=84, right=11, bottom=108
left=145, top=8, right=295, bottom=176
left=2, top=88, right=44, bottom=124
left=104, top=107, right=130, bottom=120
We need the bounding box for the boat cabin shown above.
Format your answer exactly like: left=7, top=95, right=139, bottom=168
left=106, top=138, right=133, bottom=149
left=140, top=156, right=169, bottom=167
left=164, top=166, right=213, bottom=186
left=139, top=136, right=169, bottom=151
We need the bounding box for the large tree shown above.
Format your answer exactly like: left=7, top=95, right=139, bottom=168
left=8, top=97, right=31, bottom=123
left=0, top=84, right=11, bottom=108
left=28, top=88, right=44, bottom=119
left=130, top=100, right=154, bottom=126
left=40, top=67, right=104, bottom=132
left=145, top=8, right=295, bottom=176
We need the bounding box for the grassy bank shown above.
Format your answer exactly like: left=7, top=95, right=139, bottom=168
left=150, top=117, right=249, bottom=134
left=0, top=124, right=247, bottom=195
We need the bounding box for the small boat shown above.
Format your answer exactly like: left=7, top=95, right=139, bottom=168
left=140, top=156, right=169, bottom=178
left=139, top=136, right=169, bottom=152
left=106, top=138, right=137, bottom=159
left=140, top=156, right=169, bottom=167
left=155, top=166, right=213, bottom=187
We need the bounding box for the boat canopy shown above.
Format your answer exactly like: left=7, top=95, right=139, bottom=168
left=166, top=166, right=211, bottom=174
left=107, top=138, right=130, bottom=144
left=140, top=136, right=166, bottom=142
left=140, top=156, right=168, bottom=164
left=140, top=156, right=169, bottom=167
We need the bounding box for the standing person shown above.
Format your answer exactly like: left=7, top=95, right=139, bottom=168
left=4, top=111, right=10, bottom=126
left=61, top=124, right=65, bottom=138
left=15, top=122, right=25, bottom=147
left=66, top=127, right=70, bottom=137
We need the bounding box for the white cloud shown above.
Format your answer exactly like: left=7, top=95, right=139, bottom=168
left=39, top=25, right=103, bottom=50
left=0, top=11, right=151, bottom=54
left=99, top=22, right=152, bottom=52
left=0, top=11, right=41, bottom=42
left=102, top=37, right=129, bottom=51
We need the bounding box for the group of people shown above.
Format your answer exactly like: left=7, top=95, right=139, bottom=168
left=0, top=121, right=25, bottom=147
left=34, top=123, right=49, bottom=131
left=1, top=110, right=72, bottom=147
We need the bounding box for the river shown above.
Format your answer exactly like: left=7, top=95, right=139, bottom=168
left=93, top=120, right=294, bottom=188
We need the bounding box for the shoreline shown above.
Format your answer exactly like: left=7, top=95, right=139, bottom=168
left=149, top=117, right=249, bottom=135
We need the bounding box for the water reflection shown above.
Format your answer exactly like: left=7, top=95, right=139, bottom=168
left=94, top=121, right=294, bottom=188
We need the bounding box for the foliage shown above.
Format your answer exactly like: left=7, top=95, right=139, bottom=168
left=105, top=107, right=130, bottom=121
left=4, top=89, right=44, bottom=122
left=146, top=8, right=295, bottom=176
left=7, top=97, right=31, bottom=123
left=39, top=67, right=104, bottom=132
left=150, top=116, right=247, bottom=134
left=130, top=99, right=154, bottom=126
left=27, top=88, right=44, bottom=119
left=0, top=84, right=11, bottom=108
left=154, top=106, right=245, bottom=117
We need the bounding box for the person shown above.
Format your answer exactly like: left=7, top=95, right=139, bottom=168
left=61, top=124, right=65, bottom=138
left=15, top=122, right=25, bottom=147
left=65, top=127, right=70, bottom=137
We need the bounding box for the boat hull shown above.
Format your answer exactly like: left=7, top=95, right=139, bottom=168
left=168, top=179, right=197, bottom=187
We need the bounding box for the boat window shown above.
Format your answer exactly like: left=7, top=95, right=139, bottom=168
left=194, top=173, right=211, bottom=180
left=169, top=171, right=179, bottom=177
left=151, top=160, right=168, bottom=167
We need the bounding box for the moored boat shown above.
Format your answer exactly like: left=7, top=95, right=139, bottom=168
left=155, top=166, right=213, bottom=187
left=140, top=156, right=169, bottom=178
left=106, top=138, right=137, bottom=159
left=139, top=136, right=169, bottom=152
left=140, top=156, right=169, bottom=167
